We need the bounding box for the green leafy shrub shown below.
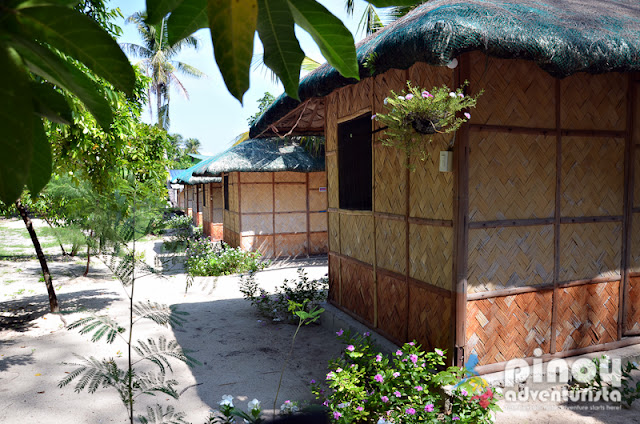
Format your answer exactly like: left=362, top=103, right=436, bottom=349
left=162, top=215, right=194, bottom=252
left=240, top=269, right=328, bottom=322
left=186, top=239, right=268, bottom=276
left=312, top=331, right=500, bottom=423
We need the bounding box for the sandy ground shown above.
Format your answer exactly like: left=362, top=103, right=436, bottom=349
left=1, top=218, right=640, bottom=423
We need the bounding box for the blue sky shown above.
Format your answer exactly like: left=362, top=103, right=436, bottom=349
left=113, top=0, right=375, bottom=156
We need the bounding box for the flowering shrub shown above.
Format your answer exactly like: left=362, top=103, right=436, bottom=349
left=186, top=239, right=268, bottom=276
left=374, top=82, right=481, bottom=165
left=162, top=215, right=195, bottom=252
left=311, top=331, right=500, bottom=423
left=207, top=395, right=264, bottom=424
left=240, top=268, right=328, bottom=322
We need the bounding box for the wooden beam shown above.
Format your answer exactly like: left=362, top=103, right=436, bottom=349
left=551, top=78, right=562, bottom=354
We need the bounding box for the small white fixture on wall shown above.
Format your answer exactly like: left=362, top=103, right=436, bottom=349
left=439, top=151, right=453, bottom=172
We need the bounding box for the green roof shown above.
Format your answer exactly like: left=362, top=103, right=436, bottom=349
left=172, top=159, right=222, bottom=185
left=250, top=0, right=640, bottom=137
left=191, top=138, right=325, bottom=176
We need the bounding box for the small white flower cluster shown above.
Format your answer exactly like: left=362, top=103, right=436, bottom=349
left=280, top=400, right=299, bottom=414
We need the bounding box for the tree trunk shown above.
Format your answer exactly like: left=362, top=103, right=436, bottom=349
left=15, top=200, right=59, bottom=313
left=83, top=231, right=92, bottom=277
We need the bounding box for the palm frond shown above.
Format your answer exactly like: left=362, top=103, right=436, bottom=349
left=133, top=301, right=188, bottom=328
left=120, top=42, right=154, bottom=59
left=172, top=61, right=208, bottom=79
left=359, top=4, right=384, bottom=36
left=138, top=404, right=188, bottom=424
left=132, top=336, right=201, bottom=373
left=67, top=315, right=126, bottom=343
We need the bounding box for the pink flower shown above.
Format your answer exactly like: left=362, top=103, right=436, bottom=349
left=464, top=112, right=471, bottom=120
left=405, top=408, right=416, bottom=415
left=394, top=391, right=401, bottom=397
left=374, top=374, right=384, bottom=383
left=405, top=93, right=414, bottom=100
left=326, top=372, right=334, bottom=380
left=333, top=411, right=342, bottom=419
left=371, top=114, right=377, bottom=120
left=381, top=396, right=389, bottom=403
left=458, top=93, right=464, bottom=98
left=435, top=348, right=444, bottom=356
left=453, top=417, right=460, bottom=421
left=393, top=372, right=400, bottom=378
left=363, top=332, right=370, bottom=336
left=310, top=379, right=316, bottom=384
left=375, top=355, right=382, bottom=362
left=356, top=406, right=364, bottom=412
left=425, top=403, right=434, bottom=412
left=421, top=91, right=432, bottom=98
left=460, top=389, right=468, bottom=396
left=336, top=329, right=344, bottom=336
left=410, top=354, right=418, bottom=364
left=414, top=385, right=423, bottom=391
left=408, top=342, right=415, bottom=346
left=396, top=350, right=403, bottom=356
left=336, top=368, right=342, bottom=373
left=347, top=345, right=355, bottom=352
left=323, top=400, right=329, bottom=406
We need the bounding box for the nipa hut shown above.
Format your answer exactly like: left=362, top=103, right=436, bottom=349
left=191, top=138, right=328, bottom=259
left=250, top=0, right=640, bottom=371
left=168, top=169, right=185, bottom=208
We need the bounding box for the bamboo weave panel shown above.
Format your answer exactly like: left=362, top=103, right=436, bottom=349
left=241, top=213, right=273, bottom=235
left=309, top=212, right=327, bottom=232
left=469, top=133, right=555, bottom=221
left=561, top=72, right=627, bottom=131
left=559, top=222, right=621, bottom=282
left=375, top=217, right=407, bottom=275
left=202, top=185, right=210, bottom=222
left=274, top=213, right=306, bottom=234
left=561, top=137, right=624, bottom=217
left=241, top=235, right=274, bottom=258
left=275, top=234, right=307, bottom=258
left=466, top=291, right=552, bottom=365
left=468, top=226, right=554, bottom=293
left=327, top=154, right=338, bottom=208
left=340, top=213, right=375, bottom=265
left=223, top=228, right=240, bottom=249
left=309, top=190, right=328, bottom=212
left=329, top=212, right=340, bottom=253
left=374, top=144, right=407, bottom=215
left=468, top=52, right=556, bottom=128
left=241, top=183, right=274, bottom=213
left=407, top=283, right=452, bottom=353
left=337, top=79, right=371, bottom=119
left=309, top=172, right=327, bottom=189
left=328, top=253, right=340, bottom=303
left=635, top=149, right=640, bottom=209
left=229, top=180, right=239, bottom=213
left=240, top=172, right=272, bottom=183
left=409, top=137, right=454, bottom=220
left=275, top=184, right=306, bottom=212
left=223, top=210, right=236, bottom=232
left=230, top=172, right=238, bottom=184
left=326, top=94, right=338, bottom=152
left=275, top=172, right=306, bottom=183
left=377, top=272, right=408, bottom=343
left=626, top=276, right=640, bottom=333
left=407, top=61, right=453, bottom=95
left=309, top=232, right=328, bottom=255
left=409, top=224, right=453, bottom=290
left=631, top=213, right=640, bottom=272
left=340, top=257, right=375, bottom=324
left=212, top=208, right=223, bottom=223
left=373, top=68, right=407, bottom=117
left=556, top=281, right=619, bottom=351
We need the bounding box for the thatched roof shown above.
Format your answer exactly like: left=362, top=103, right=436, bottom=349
left=191, top=138, right=325, bottom=176
left=250, top=0, right=640, bottom=138
left=172, top=161, right=222, bottom=185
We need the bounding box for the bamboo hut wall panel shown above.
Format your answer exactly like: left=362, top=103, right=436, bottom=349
left=375, top=217, right=407, bottom=275
left=229, top=172, right=238, bottom=184
left=275, top=212, right=307, bottom=233
left=241, top=214, right=273, bottom=235
left=626, top=276, right=640, bottom=333
left=327, top=155, right=338, bottom=208
left=630, top=212, right=640, bottom=272
left=561, top=73, right=627, bottom=131
left=377, top=272, right=408, bottom=343
left=329, top=212, right=340, bottom=253
left=328, top=253, right=340, bottom=303
left=223, top=210, right=237, bottom=233
left=407, top=61, right=453, bottom=94
left=309, top=171, right=327, bottom=188
left=202, top=185, right=210, bottom=223
left=241, top=183, right=273, bottom=213
left=559, top=222, right=622, bottom=282
left=224, top=229, right=240, bottom=248
left=409, top=224, right=453, bottom=290
left=340, top=257, right=375, bottom=325
left=336, top=78, right=371, bottom=118
left=635, top=148, right=640, bottom=209
left=275, top=234, right=307, bottom=257
left=240, top=172, right=272, bottom=183
left=469, top=133, right=555, bottom=221
left=326, top=94, right=338, bottom=153
left=340, top=214, right=374, bottom=265
left=309, top=232, right=328, bottom=255
left=373, top=68, right=408, bottom=116
left=229, top=178, right=239, bottom=213
left=374, top=143, right=406, bottom=215
left=466, top=291, right=552, bottom=365
left=467, top=226, right=554, bottom=293
left=212, top=185, right=223, bottom=222
left=275, top=184, right=306, bottom=212
left=309, top=190, right=328, bottom=211
left=275, top=171, right=306, bottom=183
left=213, top=208, right=223, bottom=223
left=561, top=137, right=624, bottom=217
left=556, top=281, right=619, bottom=351
left=407, top=282, right=452, bottom=353
left=241, top=235, right=273, bottom=257
left=409, top=137, right=454, bottom=220
left=309, top=212, right=327, bottom=232
left=468, top=53, right=556, bottom=128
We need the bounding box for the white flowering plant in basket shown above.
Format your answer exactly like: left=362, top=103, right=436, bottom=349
left=374, top=81, right=482, bottom=165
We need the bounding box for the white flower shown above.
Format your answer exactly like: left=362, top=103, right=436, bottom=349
left=248, top=398, right=260, bottom=412
left=377, top=418, right=391, bottom=424
left=280, top=400, right=299, bottom=414
left=220, top=394, right=234, bottom=407
left=449, top=92, right=456, bottom=98
left=383, top=97, right=389, bottom=105
left=398, top=96, right=405, bottom=101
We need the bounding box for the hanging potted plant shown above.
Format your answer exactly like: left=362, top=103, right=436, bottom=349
left=374, top=81, right=482, bottom=166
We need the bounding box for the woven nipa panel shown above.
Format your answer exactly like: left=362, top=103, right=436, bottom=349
left=326, top=94, right=338, bottom=153
left=407, top=283, right=452, bottom=353
left=467, top=226, right=554, bottom=293
left=373, top=68, right=407, bottom=117
left=631, top=213, right=640, bottom=272
left=340, top=257, right=375, bottom=325
left=468, top=133, right=555, bottom=222
left=275, top=184, right=306, bottom=212
left=377, top=272, right=408, bottom=343
left=374, top=144, right=406, bottom=215
left=561, top=137, right=624, bottom=217
left=241, top=183, right=274, bottom=213
left=337, top=79, right=371, bottom=119
left=328, top=212, right=340, bottom=253
left=635, top=149, right=640, bottom=209
left=375, top=217, right=406, bottom=275
left=328, top=253, right=340, bottom=303
left=241, top=235, right=274, bottom=257
left=409, top=224, right=453, bottom=290
left=626, top=276, right=640, bottom=333
left=407, top=61, right=453, bottom=95
left=559, top=222, right=622, bottom=283
left=274, top=213, right=306, bottom=234
left=308, top=171, right=327, bottom=189
left=556, top=281, right=619, bottom=352
left=275, top=234, right=307, bottom=258
left=340, top=213, right=374, bottom=265
left=240, top=172, right=272, bottom=183
left=327, top=154, right=338, bottom=208
left=309, top=232, right=328, bottom=255
left=274, top=172, right=306, bottom=183
left=409, top=137, right=454, bottom=220
left=466, top=291, right=552, bottom=365
left=468, top=52, right=556, bottom=128
left=561, top=72, right=627, bottom=131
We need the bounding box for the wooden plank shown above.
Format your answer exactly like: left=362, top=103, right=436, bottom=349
left=408, top=217, right=454, bottom=227
left=469, top=124, right=625, bottom=139
left=467, top=284, right=554, bottom=301
left=560, top=216, right=623, bottom=224
left=551, top=78, right=562, bottom=354
left=469, top=218, right=554, bottom=229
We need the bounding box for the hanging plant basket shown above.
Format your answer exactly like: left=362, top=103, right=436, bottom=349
left=404, top=112, right=447, bottom=134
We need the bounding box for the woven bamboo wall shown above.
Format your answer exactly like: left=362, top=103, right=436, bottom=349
left=559, top=222, right=621, bottom=282
left=374, top=144, right=406, bottom=215
left=336, top=78, right=372, bottom=119
left=376, top=217, right=406, bottom=275
left=409, top=224, right=454, bottom=290
left=626, top=276, right=640, bottom=333
left=341, top=257, right=375, bottom=325
left=409, top=137, right=454, bottom=220
left=328, top=252, right=340, bottom=304
left=631, top=213, right=640, bottom=272
left=211, top=184, right=223, bottom=223
left=329, top=212, right=340, bottom=253
left=340, top=213, right=374, bottom=265
left=408, top=282, right=452, bottom=353
left=377, top=271, right=408, bottom=343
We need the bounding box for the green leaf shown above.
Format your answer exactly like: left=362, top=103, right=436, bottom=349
left=257, top=0, right=303, bottom=100
left=145, top=0, right=185, bottom=25
left=207, top=0, right=258, bottom=102
left=167, top=0, right=208, bottom=46
left=10, top=36, right=113, bottom=129
left=30, top=81, right=72, bottom=124
left=15, top=5, right=135, bottom=96
left=26, top=116, right=52, bottom=196
left=287, top=0, right=359, bottom=81
left=0, top=46, right=34, bottom=204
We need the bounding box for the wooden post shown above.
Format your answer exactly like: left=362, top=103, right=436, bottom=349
left=551, top=78, right=562, bottom=354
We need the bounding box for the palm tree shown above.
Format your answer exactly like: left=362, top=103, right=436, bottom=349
left=122, top=13, right=207, bottom=129
left=346, top=1, right=427, bottom=36
left=184, top=138, right=201, bottom=154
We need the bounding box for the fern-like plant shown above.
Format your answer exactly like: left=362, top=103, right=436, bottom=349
left=59, top=181, right=198, bottom=424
